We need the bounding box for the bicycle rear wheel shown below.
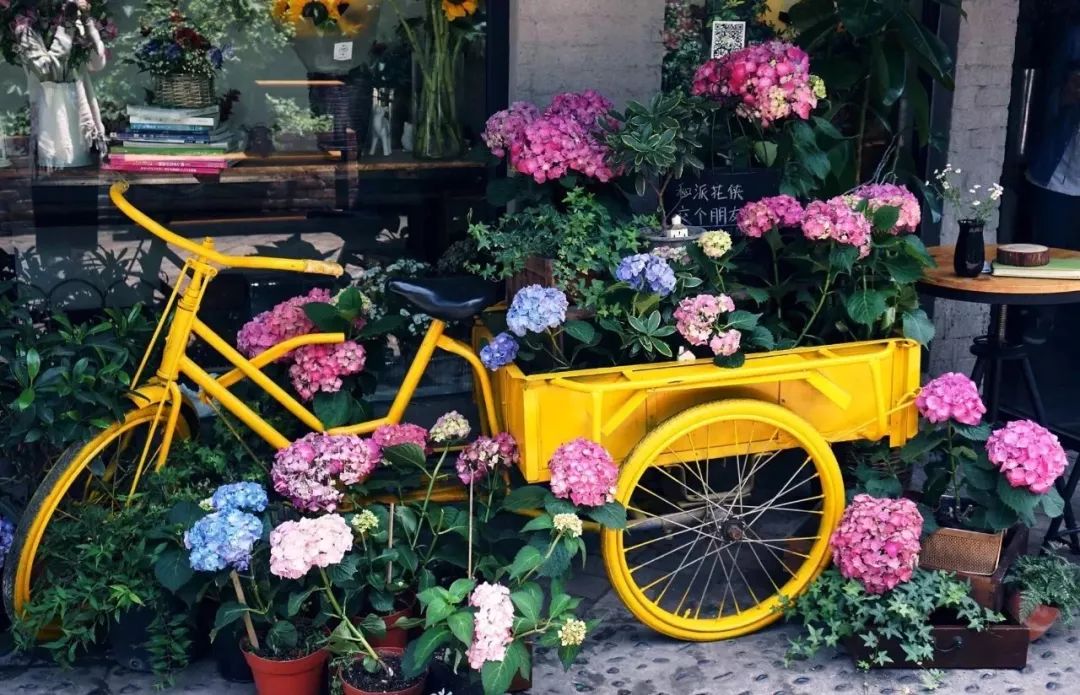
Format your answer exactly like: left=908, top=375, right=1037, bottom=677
left=3, top=404, right=192, bottom=620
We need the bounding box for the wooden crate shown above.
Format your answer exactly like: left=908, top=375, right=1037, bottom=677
left=845, top=622, right=1030, bottom=669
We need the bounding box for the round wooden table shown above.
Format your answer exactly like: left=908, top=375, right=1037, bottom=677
left=919, top=245, right=1080, bottom=551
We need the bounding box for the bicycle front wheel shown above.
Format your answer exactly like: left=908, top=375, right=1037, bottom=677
left=3, top=404, right=192, bottom=620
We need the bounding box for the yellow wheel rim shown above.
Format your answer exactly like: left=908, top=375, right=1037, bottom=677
left=5, top=405, right=190, bottom=619
left=601, top=399, right=844, bottom=641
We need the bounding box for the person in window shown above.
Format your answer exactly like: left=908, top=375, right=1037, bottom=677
left=1028, top=23, right=1080, bottom=251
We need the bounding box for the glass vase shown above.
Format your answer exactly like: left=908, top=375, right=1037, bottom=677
left=953, top=219, right=986, bottom=277
left=412, top=4, right=464, bottom=160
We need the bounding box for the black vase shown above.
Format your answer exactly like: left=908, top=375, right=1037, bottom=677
left=953, top=219, right=986, bottom=277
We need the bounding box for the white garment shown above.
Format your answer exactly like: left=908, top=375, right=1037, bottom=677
left=1039, top=127, right=1080, bottom=196
left=18, top=20, right=107, bottom=169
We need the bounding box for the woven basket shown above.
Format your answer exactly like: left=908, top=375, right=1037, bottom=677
left=920, top=527, right=1005, bottom=576
left=153, top=74, right=215, bottom=109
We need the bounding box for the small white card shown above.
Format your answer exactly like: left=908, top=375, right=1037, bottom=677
left=711, top=20, right=746, bottom=58
left=333, top=42, right=354, bottom=62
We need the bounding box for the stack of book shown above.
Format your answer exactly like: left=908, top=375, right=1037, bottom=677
left=105, top=105, right=239, bottom=175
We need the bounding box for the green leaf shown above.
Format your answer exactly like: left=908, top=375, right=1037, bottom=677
left=996, top=476, right=1039, bottom=523
left=829, top=245, right=860, bottom=273
left=326, top=553, right=360, bottom=586
left=503, top=485, right=550, bottom=512
left=424, top=596, right=455, bottom=628
left=381, top=443, right=427, bottom=469
left=521, top=513, right=554, bottom=532
left=872, top=205, right=902, bottom=234
left=509, top=545, right=544, bottom=581
left=585, top=502, right=628, bottom=530
left=313, top=390, right=351, bottom=429
left=845, top=290, right=888, bottom=326
left=884, top=253, right=926, bottom=284
left=13, top=387, right=34, bottom=411
left=894, top=9, right=955, bottom=85
left=538, top=539, right=573, bottom=578
left=836, top=0, right=899, bottom=37
left=402, top=626, right=450, bottom=678
left=725, top=310, right=761, bottom=331
left=153, top=548, right=194, bottom=594
left=25, top=348, right=40, bottom=382
left=872, top=35, right=907, bottom=106
left=303, top=302, right=350, bottom=333
left=563, top=320, right=597, bottom=345
left=962, top=460, right=999, bottom=492
left=952, top=422, right=991, bottom=441
left=1041, top=488, right=1066, bottom=519
left=510, top=588, right=542, bottom=624
left=481, top=640, right=527, bottom=695
left=267, top=621, right=298, bottom=652
left=902, top=309, right=936, bottom=346
left=212, top=602, right=248, bottom=639
left=447, top=610, right=474, bottom=647
left=899, top=428, right=946, bottom=463
left=287, top=587, right=319, bottom=617
left=750, top=325, right=776, bottom=350
left=447, top=577, right=476, bottom=604
left=166, top=500, right=205, bottom=528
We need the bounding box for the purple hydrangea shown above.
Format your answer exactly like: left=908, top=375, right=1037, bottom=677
left=0, top=516, right=14, bottom=569
left=210, top=482, right=268, bottom=514
left=506, top=285, right=568, bottom=337
left=481, top=332, right=519, bottom=370
left=184, top=509, right=263, bottom=573
left=615, top=254, right=677, bottom=296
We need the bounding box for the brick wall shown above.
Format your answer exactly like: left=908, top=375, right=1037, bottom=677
left=929, top=0, right=1019, bottom=375
left=509, top=0, right=664, bottom=108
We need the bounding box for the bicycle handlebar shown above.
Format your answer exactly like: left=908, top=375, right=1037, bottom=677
left=109, top=182, right=344, bottom=277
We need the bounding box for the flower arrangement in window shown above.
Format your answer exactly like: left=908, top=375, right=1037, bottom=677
left=271, top=0, right=369, bottom=36
left=128, top=1, right=231, bottom=78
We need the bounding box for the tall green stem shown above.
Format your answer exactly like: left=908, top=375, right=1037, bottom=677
left=319, top=568, right=384, bottom=669
left=947, top=422, right=960, bottom=519
left=795, top=270, right=833, bottom=347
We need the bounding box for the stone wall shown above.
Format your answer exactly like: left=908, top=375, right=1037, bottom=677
left=929, top=0, right=1019, bottom=375
left=509, top=0, right=665, bottom=108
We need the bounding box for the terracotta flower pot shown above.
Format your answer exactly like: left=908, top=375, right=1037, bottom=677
left=1006, top=592, right=1061, bottom=642
left=339, top=647, right=427, bottom=695
left=241, top=643, right=328, bottom=695
left=363, top=598, right=416, bottom=651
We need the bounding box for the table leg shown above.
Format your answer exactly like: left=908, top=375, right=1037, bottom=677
left=981, top=305, right=1006, bottom=423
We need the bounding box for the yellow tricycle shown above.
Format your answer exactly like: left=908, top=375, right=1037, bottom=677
left=3, top=182, right=921, bottom=643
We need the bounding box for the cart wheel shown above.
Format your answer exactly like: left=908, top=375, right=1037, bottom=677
left=602, top=399, right=844, bottom=641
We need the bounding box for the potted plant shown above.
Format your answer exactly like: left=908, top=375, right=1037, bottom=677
left=602, top=91, right=708, bottom=239
left=784, top=494, right=1011, bottom=671
left=128, top=0, right=229, bottom=108
left=929, top=164, right=1004, bottom=277
left=905, top=373, right=1067, bottom=581
left=1005, top=555, right=1080, bottom=641
left=264, top=95, right=334, bottom=153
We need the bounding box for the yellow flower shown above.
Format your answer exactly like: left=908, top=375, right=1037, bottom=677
left=558, top=618, right=587, bottom=647
left=442, top=0, right=478, bottom=21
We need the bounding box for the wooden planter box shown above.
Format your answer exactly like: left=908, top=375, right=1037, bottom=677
left=920, top=526, right=1028, bottom=612
left=845, top=621, right=1030, bottom=669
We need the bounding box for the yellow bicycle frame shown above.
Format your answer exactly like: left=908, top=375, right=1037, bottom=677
left=110, top=182, right=500, bottom=485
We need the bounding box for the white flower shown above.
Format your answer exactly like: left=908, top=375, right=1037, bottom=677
left=199, top=498, right=214, bottom=512
left=971, top=200, right=981, bottom=206
left=430, top=411, right=470, bottom=444
left=350, top=509, right=379, bottom=536
left=677, top=347, right=696, bottom=362
left=989, top=184, right=1004, bottom=201
left=558, top=618, right=587, bottom=646
left=553, top=513, right=583, bottom=539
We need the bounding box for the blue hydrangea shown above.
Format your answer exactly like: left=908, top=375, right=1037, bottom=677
left=210, top=482, right=268, bottom=513
left=506, top=285, right=568, bottom=337
left=184, top=509, right=262, bottom=573
left=0, top=516, right=14, bottom=569
left=480, top=332, right=519, bottom=370
left=615, top=254, right=677, bottom=296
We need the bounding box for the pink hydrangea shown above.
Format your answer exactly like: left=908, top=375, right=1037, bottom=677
left=465, top=582, right=514, bottom=669
left=693, top=41, right=821, bottom=128
left=235, top=288, right=331, bottom=360
left=288, top=340, right=366, bottom=401
left=801, top=197, right=872, bottom=257
left=372, top=423, right=430, bottom=452
left=456, top=433, right=520, bottom=485
left=482, top=101, right=541, bottom=157
left=986, top=420, right=1068, bottom=494
left=735, top=195, right=804, bottom=238
left=830, top=494, right=923, bottom=595
left=549, top=438, right=618, bottom=507
left=272, top=432, right=381, bottom=512
left=269, top=514, right=354, bottom=580
left=852, top=183, right=922, bottom=235
left=915, top=372, right=986, bottom=426
left=673, top=293, right=735, bottom=346
left=709, top=329, right=742, bottom=357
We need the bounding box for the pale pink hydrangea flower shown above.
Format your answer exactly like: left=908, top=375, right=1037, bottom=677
left=236, top=288, right=332, bottom=360
left=549, top=438, right=618, bottom=507
left=986, top=420, right=1068, bottom=494
left=830, top=494, right=923, bottom=594
left=272, top=432, right=381, bottom=511
left=482, top=101, right=541, bottom=157
left=269, top=514, right=353, bottom=580
left=456, top=433, right=520, bottom=485
left=801, top=197, right=872, bottom=257
left=852, top=183, right=922, bottom=235
left=915, top=372, right=986, bottom=426
left=709, top=329, right=742, bottom=357
left=372, top=423, right=430, bottom=452
left=693, top=41, right=822, bottom=128
left=673, top=294, right=735, bottom=346
left=288, top=340, right=366, bottom=401
left=465, top=582, right=515, bottom=669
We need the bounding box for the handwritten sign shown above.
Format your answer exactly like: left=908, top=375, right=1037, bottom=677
left=664, top=169, right=780, bottom=231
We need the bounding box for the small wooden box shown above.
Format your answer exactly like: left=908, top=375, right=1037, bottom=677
left=846, top=621, right=1030, bottom=669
